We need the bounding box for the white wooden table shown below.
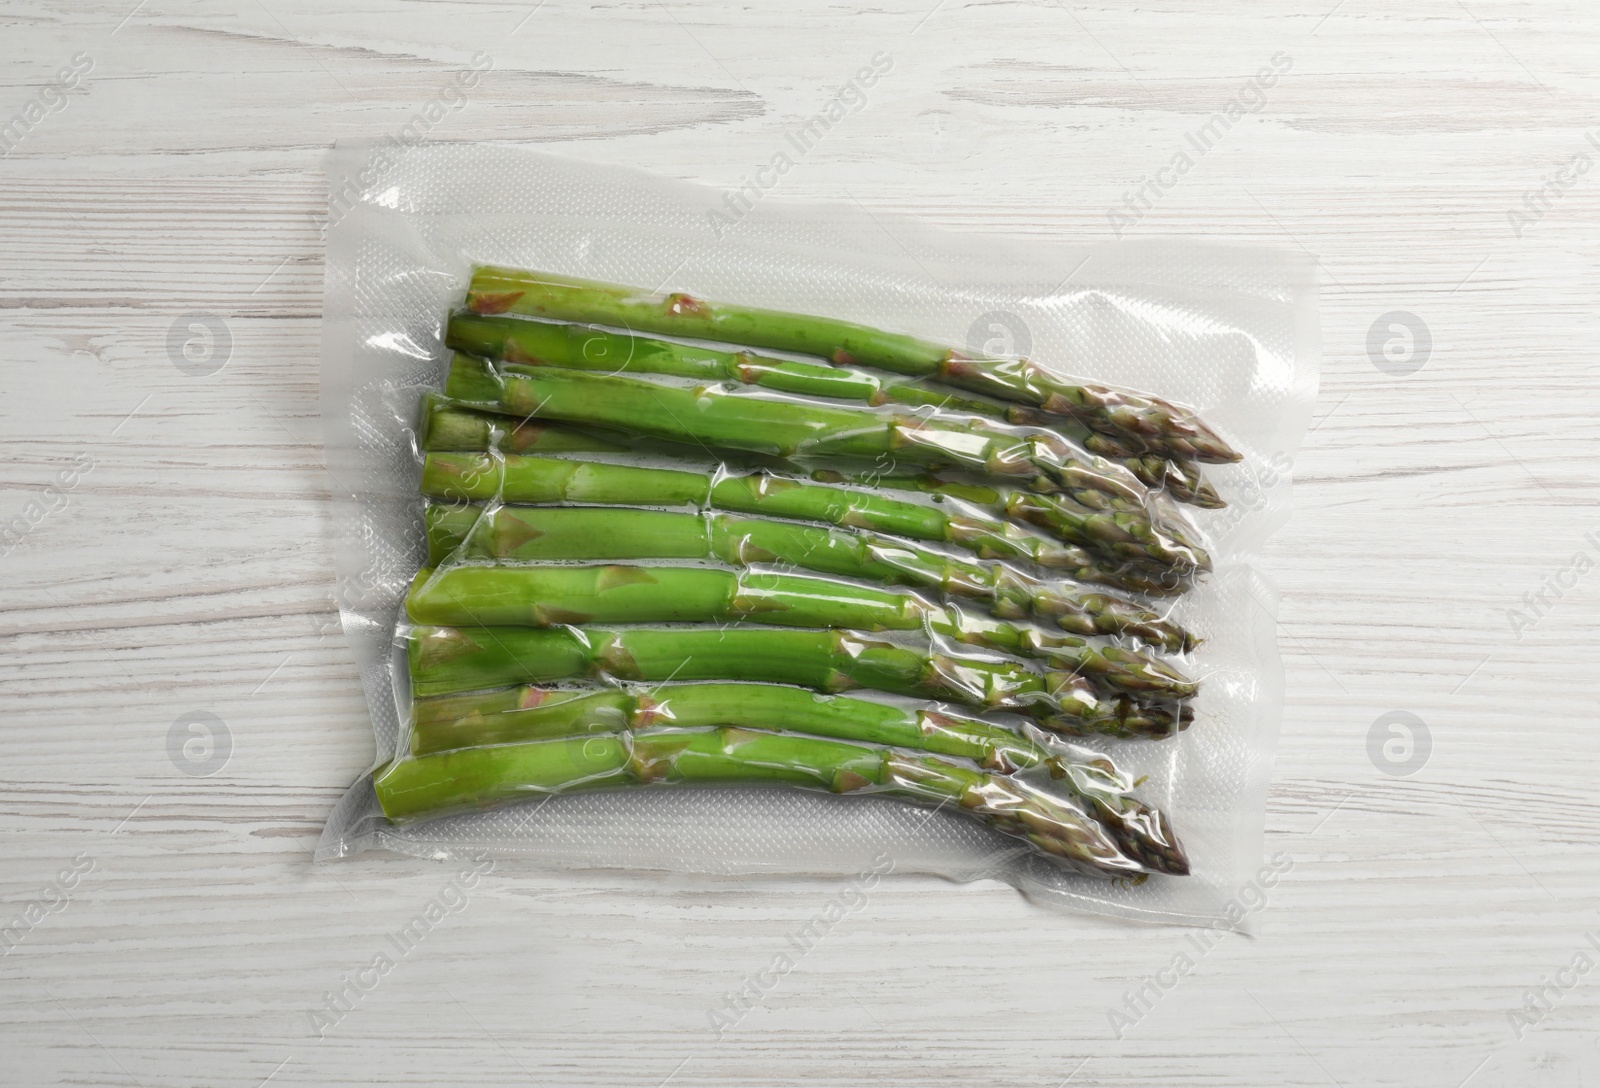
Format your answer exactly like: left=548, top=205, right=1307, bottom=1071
left=4, top=3, right=1597, bottom=1085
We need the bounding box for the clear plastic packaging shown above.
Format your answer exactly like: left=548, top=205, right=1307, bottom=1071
left=314, top=141, right=1318, bottom=925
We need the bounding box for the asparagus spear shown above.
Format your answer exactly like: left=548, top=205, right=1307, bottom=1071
left=374, top=726, right=1158, bottom=877
left=811, top=469, right=1209, bottom=574
left=404, top=565, right=1198, bottom=700
left=416, top=683, right=1032, bottom=766
left=421, top=453, right=1185, bottom=596
left=407, top=682, right=1187, bottom=873
left=443, top=353, right=1163, bottom=520
left=407, top=625, right=1189, bottom=738
left=463, top=266, right=1240, bottom=464
left=1115, top=453, right=1222, bottom=509
left=418, top=393, right=627, bottom=454
left=449, top=352, right=1207, bottom=569
left=1010, top=492, right=1204, bottom=571
left=425, top=504, right=1195, bottom=651
left=447, top=312, right=1220, bottom=506
left=425, top=377, right=1204, bottom=580
left=447, top=310, right=1017, bottom=418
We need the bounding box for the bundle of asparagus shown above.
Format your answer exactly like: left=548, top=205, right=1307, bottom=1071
left=374, top=267, right=1234, bottom=880
left=462, top=268, right=1240, bottom=463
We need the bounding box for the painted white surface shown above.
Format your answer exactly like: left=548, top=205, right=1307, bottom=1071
left=2, top=3, right=1597, bottom=1085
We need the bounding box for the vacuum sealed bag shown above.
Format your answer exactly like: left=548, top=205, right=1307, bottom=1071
left=314, top=141, right=1319, bottom=926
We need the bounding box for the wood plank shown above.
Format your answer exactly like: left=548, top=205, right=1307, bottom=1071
left=3, top=1, right=1598, bottom=1084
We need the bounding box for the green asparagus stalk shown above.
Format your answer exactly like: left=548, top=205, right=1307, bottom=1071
left=1010, top=492, right=1204, bottom=572
left=447, top=353, right=1207, bottom=569
left=424, top=379, right=1205, bottom=580
left=407, top=682, right=1187, bottom=873
left=408, top=625, right=1189, bottom=738
left=463, top=266, right=1240, bottom=464
left=447, top=312, right=1221, bottom=506
left=418, top=393, right=628, bottom=455
left=812, top=469, right=1209, bottom=575
left=1117, top=453, right=1223, bottom=509
left=420, top=452, right=1184, bottom=596
left=447, top=311, right=1018, bottom=418
left=374, top=726, right=1157, bottom=877
left=404, top=564, right=1198, bottom=700
left=425, top=504, right=1194, bottom=651
left=443, top=352, right=1162, bottom=518
left=413, top=684, right=1023, bottom=766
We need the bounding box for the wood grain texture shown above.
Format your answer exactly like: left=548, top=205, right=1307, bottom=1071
left=3, top=1, right=1599, bottom=1085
